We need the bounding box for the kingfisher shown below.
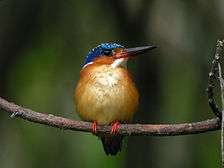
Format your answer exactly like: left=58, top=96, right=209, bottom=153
left=74, top=43, right=156, bottom=155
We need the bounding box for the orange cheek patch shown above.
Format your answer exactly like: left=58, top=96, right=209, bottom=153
left=113, top=48, right=128, bottom=59
left=113, top=48, right=123, bottom=53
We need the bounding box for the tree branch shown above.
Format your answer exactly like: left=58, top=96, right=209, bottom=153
left=0, top=96, right=221, bottom=136
left=218, top=62, right=224, bottom=167
left=217, top=40, right=224, bottom=166
left=207, top=40, right=224, bottom=117
left=1, top=40, right=224, bottom=137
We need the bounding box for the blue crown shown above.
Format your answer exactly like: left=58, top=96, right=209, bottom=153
left=83, top=43, right=124, bottom=66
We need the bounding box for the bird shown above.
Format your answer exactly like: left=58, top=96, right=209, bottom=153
left=74, top=42, right=156, bottom=155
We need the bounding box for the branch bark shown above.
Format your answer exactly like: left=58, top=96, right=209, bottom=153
left=0, top=96, right=220, bottom=136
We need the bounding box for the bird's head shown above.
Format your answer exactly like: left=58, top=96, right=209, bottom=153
left=83, top=43, right=156, bottom=69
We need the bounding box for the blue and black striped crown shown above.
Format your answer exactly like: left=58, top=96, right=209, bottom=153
left=83, top=43, right=124, bottom=66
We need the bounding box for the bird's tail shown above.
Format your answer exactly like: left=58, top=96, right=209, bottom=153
left=100, top=134, right=124, bottom=155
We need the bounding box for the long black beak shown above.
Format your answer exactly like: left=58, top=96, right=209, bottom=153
left=114, top=45, right=156, bottom=59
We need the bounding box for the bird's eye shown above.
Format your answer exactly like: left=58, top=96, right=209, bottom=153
left=103, top=49, right=112, bottom=56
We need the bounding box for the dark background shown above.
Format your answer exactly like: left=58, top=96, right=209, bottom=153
left=0, top=1, right=223, bottom=167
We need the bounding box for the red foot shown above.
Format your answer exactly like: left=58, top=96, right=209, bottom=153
left=111, top=121, right=120, bottom=134
left=92, top=121, right=97, bottom=134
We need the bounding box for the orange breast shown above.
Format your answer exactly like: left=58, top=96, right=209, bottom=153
left=74, top=63, right=139, bottom=125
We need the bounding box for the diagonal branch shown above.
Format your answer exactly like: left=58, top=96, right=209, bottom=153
left=207, top=40, right=224, bottom=117
left=217, top=40, right=224, bottom=166
left=0, top=96, right=220, bottom=136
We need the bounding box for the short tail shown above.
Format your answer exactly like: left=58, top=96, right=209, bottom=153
left=101, top=135, right=124, bottom=155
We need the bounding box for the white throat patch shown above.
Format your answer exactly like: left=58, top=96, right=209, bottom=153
left=111, top=58, right=127, bottom=68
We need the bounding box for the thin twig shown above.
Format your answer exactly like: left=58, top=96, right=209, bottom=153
left=218, top=62, right=224, bottom=167
left=217, top=40, right=224, bottom=167
left=0, top=96, right=221, bottom=136
left=207, top=40, right=224, bottom=117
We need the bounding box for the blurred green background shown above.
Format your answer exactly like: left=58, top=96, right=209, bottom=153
left=0, top=0, right=224, bottom=167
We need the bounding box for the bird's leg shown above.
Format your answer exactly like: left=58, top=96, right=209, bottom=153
left=92, top=121, right=97, bottom=134
left=111, top=121, right=120, bottom=134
